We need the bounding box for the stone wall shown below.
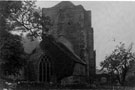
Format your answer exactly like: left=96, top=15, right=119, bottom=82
left=42, top=1, right=95, bottom=78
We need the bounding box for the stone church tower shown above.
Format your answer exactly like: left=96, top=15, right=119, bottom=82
left=42, top=1, right=96, bottom=80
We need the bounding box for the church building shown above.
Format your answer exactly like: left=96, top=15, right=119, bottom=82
left=24, top=1, right=96, bottom=84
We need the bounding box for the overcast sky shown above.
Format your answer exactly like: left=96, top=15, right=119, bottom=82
left=36, top=1, right=135, bottom=68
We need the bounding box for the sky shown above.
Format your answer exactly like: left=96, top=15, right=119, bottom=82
left=35, top=1, right=135, bottom=68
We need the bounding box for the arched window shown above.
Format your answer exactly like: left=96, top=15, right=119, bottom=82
left=39, top=55, right=52, bottom=82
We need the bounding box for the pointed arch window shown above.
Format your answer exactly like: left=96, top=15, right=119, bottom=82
left=39, top=55, right=52, bottom=82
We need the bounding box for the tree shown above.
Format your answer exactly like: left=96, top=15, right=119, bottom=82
left=0, top=31, right=25, bottom=76
left=0, top=1, right=52, bottom=76
left=7, top=1, right=52, bottom=39
left=0, top=1, right=22, bottom=32
left=100, top=43, right=135, bottom=85
left=0, top=1, right=51, bottom=38
left=0, top=1, right=25, bottom=76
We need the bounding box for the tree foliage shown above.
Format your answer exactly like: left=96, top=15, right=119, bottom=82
left=0, top=1, right=52, bottom=76
left=6, top=1, right=52, bottom=39
left=100, top=43, right=135, bottom=85
left=0, top=31, right=25, bottom=76
left=0, top=1, right=24, bottom=76
left=0, top=1, right=22, bottom=31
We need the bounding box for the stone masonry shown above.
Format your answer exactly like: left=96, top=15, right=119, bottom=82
left=42, top=1, right=96, bottom=80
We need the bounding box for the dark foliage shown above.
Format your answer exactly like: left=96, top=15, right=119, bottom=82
left=0, top=1, right=26, bottom=76
left=0, top=32, right=25, bottom=75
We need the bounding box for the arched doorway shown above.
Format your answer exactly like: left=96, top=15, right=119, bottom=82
left=39, top=55, right=52, bottom=83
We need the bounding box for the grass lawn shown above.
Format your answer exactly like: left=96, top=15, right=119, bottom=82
left=1, top=81, right=135, bottom=90
left=6, top=84, right=135, bottom=90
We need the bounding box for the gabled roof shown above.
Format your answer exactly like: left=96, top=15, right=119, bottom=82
left=55, top=40, right=86, bottom=65
left=40, top=35, right=86, bottom=65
